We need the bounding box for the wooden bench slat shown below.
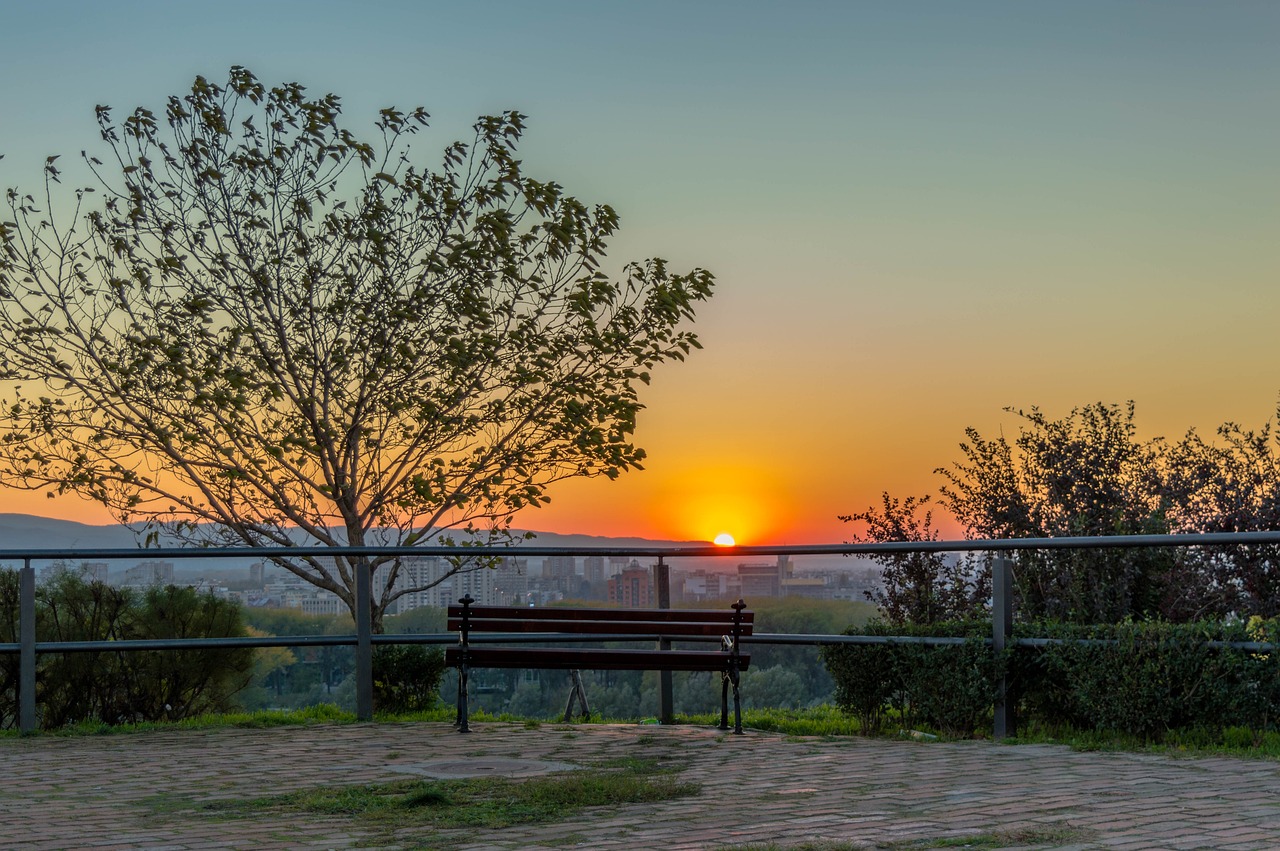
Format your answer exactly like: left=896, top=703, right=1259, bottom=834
left=449, top=605, right=753, bottom=625
left=446, top=618, right=753, bottom=636
left=445, top=646, right=751, bottom=672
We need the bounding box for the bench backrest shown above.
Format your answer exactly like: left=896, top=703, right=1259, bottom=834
left=447, top=602, right=753, bottom=637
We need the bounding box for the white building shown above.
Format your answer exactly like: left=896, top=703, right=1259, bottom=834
left=386, top=556, right=529, bottom=612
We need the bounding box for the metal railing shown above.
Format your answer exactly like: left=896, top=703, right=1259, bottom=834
left=5, top=531, right=1280, bottom=735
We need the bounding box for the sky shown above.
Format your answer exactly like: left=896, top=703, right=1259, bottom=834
left=0, top=1, right=1277, bottom=544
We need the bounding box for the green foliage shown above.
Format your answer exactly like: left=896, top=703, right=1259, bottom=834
left=1164, top=420, right=1280, bottom=618
left=822, top=621, right=1001, bottom=737
left=242, top=607, right=352, bottom=636
left=676, top=703, right=864, bottom=736
left=741, top=665, right=806, bottom=711
left=938, top=402, right=1174, bottom=624
left=371, top=645, right=445, bottom=714
left=856, top=400, right=1280, bottom=625
left=744, top=597, right=876, bottom=705
left=819, top=639, right=898, bottom=737
left=0, top=571, right=253, bottom=729
left=824, top=616, right=1280, bottom=744
left=236, top=607, right=355, bottom=711
left=187, top=758, right=698, bottom=831
left=0, top=703, right=359, bottom=738
left=0, top=66, right=714, bottom=630
left=1018, top=619, right=1280, bottom=740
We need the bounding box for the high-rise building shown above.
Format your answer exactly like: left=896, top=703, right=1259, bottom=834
left=737, top=555, right=794, bottom=599
left=679, top=569, right=729, bottom=601
left=493, top=557, right=531, bottom=606
left=121, top=560, right=175, bottom=587
left=737, top=562, right=780, bottom=597
left=583, top=555, right=606, bottom=584
left=608, top=566, right=653, bottom=607
left=387, top=555, right=528, bottom=612
left=543, top=555, right=576, bottom=580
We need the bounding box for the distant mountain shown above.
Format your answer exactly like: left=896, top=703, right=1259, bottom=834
left=0, top=513, right=869, bottom=575
left=510, top=530, right=711, bottom=550
left=0, top=513, right=708, bottom=554
left=0, top=513, right=141, bottom=551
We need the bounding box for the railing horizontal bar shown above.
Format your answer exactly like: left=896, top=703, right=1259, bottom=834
left=744, top=633, right=979, bottom=646
left=1013, top=637, right=1277, bottom=651
left=2, top=529, right=1280, bottom=562
left=372, top=633, right=458, bottom=646
left=4, top=631, right=1275, bottom=656
left=27, top=635, right=360, bottom=653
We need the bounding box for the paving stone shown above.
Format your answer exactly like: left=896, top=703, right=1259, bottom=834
left=2, top=722, right=1280, bottom=849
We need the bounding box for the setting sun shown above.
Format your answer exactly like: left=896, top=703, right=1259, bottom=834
left=712, top=532, right=736, bottom=547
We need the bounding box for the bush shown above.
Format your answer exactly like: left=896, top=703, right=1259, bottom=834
left=1019, top=619, right=1280, bottom=740
left=371, top=645, right=445, bottom=714
left=823, top=617, right=1280, bottom=742
left=821, top=639, right=898, bottom=736
left=0, top=570, right=254, bottom=729
left=822, top=620, right=1002, bottom=737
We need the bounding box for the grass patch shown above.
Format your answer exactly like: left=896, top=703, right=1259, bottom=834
left=1005, top=719, right=1280, bottom=760
left=878, top=825, right=1090, bottom=848
left=730, top=844, right=865, bottom=851
left=0, top=703, right=356, bottom=738
left=176, top=758, right=698, bottom=832
left=674, top=705, right=864, bottom=738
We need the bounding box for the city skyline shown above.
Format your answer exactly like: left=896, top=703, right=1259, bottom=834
left=1, top=2, right=1277, bottom=544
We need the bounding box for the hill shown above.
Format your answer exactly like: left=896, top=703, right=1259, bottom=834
left=0, top=514, right=872, bottom=575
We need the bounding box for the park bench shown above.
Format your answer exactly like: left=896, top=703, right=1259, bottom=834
left=445, top=596, right=753, bottom=733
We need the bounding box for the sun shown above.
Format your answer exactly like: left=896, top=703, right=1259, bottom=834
left=712, top=532, right=736, bottom=547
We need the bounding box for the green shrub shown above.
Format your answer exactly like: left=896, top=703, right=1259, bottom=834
left=1019, top=619, right=1280, bottom=740
left=371, top=644, right=445, bottom=714
left=824, top=616, right=1280, bottom=743
left=0, top=570, right=254, bottom=729
left=821, top=639, right=898, bottom=736
left=822, top=620, right=1002, bottom=737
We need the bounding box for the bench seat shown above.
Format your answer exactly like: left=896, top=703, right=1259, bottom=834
left=447, top=596, right=752, bottom=733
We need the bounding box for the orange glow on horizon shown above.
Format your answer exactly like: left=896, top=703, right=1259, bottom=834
left=652, top=460, right=798, bottom=545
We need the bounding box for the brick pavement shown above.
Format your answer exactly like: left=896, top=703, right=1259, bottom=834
left=1, top=722, right=1278, bottom=850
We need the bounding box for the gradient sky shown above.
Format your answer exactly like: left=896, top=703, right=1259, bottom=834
left=1, top=2, right=1277, bottom=544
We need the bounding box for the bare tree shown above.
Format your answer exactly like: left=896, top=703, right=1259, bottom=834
left=0, top=68, right=713, bottom=629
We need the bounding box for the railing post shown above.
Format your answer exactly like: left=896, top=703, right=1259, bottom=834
left=992, top=555, right=1014, bottom=739
left=19, top=561, right=36, bottom=734
left=655, top=555, right=674, bottom=725
left=355, top=557, right=373, bottom=722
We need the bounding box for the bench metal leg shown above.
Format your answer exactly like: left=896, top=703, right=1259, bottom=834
left=730, top=666, right=744, bottom=735
left=719, top=672, right=730, bottom=730
left=563, top=669, right=591, bottom=722
left=456, top=663, right=471, bottom=733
